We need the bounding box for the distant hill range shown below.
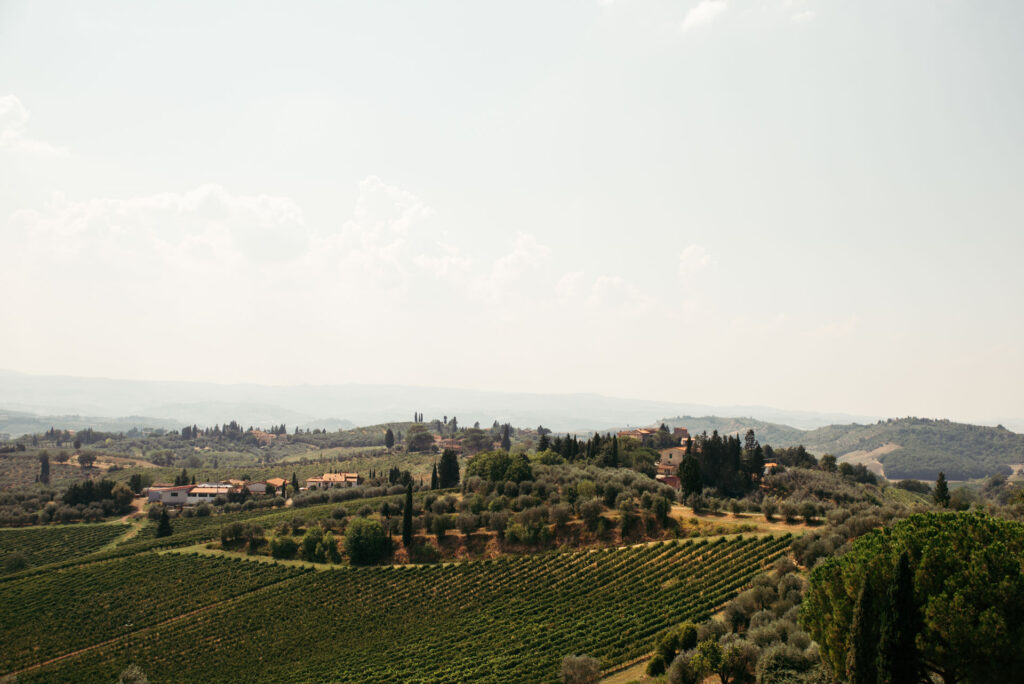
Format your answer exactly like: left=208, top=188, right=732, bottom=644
left=660, top=416, right=1024, bottom=481
left=0, top=369, right=882, bottom=434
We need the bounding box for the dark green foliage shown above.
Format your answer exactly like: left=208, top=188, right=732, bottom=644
left=802, top=512, right=1024, bottom=684
left=384, top=428, right=395, bottom=450
left=269, top=536, right=298, bottom=559
left=438, top=449, right=459, bottom=489
left=876, top=552, right=920, bottom=684
left=933, top=471, right=950, bottom=507
left=402, top=483, right=413, bottom=547
left=406, top=424, right=435, bottom=452
left=847, top=580, right=877, bottom=683
left=156, top=508, right=173, bottom=538
left=430, top=463, right=439, bottom=490
left=38, top=453, right=49, bottom=485
left=501, top=424, right=512, bottom=451
left=344, top=517, right=388, bottom=565
left=464, top=450, right=533, bottom=483
left=679, top=454, right=702, bottom=497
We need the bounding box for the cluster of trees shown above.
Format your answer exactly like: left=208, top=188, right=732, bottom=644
left=647, top=558, right=825, bottom=683
left=63, top=479, right=133, bottom=511
left=430, top=449, right=460, bottom=490
left=803, top=512, right=1024, bottom=683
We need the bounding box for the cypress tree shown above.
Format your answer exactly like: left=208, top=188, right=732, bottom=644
left=848, top=579, right=879, bottom=684
left=430, top=463, right=439, bottom=490
left=877, top=551, right=921, bottom=683
left=500, top=424, right=511, bottom=451
left=933, top=472, right=950, bottom=507
left=38, top=453, right=50, bottom=485
left=402, top=483, right=413, bottom=547
left=385, top=428, right=395, bottom=450
left=156, top=508, right=173, bottom=538
left=679, top=454, right=702, bottom=497
left=292, top=472, right=299, bottom=493
left=438, top=449, right=460, bottom=489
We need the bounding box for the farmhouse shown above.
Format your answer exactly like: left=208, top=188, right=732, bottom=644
left=265, top=477, right=287, bottom=491
left=187, top=484, right=233, bottom=504
left=147, top=484, right=193, bottom=506
left=617, top=428, right=657, bottom=442
left=306, top=472, right=360, bottom=489
left=656, top=474, right=681, bottom=490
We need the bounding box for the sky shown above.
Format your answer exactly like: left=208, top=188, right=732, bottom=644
left=1, top=0, right=1023, bottom=425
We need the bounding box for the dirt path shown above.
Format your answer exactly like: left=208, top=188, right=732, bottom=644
left=671, top=505, right=814, bottom=535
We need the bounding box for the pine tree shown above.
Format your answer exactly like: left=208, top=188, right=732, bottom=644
left=430, top=463, right=439, bottom=490
left=933, top=472, right=950, bottom=507
left=402, top=483, right=413, bottom=547
left=538, top=433, right=550, bottom=452
left=156, top=509, right=173, bottom=538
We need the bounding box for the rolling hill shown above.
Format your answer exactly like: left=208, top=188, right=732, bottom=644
left=658, top=416, right=1024, bottom=481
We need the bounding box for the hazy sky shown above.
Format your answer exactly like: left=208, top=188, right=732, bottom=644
left=1, top=0, right=1022, bottom=424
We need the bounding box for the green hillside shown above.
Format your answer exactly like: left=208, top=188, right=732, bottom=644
left=8, top=536, right=788, bottom=682
left=659, top=416, right=806, bottom=446
left=798, top=418, right=1024, bottom=480
left=661, top=416, right=1024, bottom=481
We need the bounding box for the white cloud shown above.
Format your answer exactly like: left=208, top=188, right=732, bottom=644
left=555, top=271, right=585, bottom=301
left=586, top=275, right=657, bottom=315
left=681, top=0, right=727, bottom=32
left=490, top=232, right=550, bottom=284
left=0, top=95, right=68, bottom=156
left=413, top=244, right=473, bottom=280
left=678, top=244, right=713, bottom=277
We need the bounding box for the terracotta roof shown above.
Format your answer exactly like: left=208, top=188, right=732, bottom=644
left=307, top=472, right=359, bottom=483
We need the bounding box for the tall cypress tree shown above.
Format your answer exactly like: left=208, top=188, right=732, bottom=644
left=38, top=453, right=50, bottom=485
left=438, top=449, right=460, bottom=489
left=402, top=483, right=413, bottom=547
left=430, top=463, right=439, bottom=490
left=679, top=454, right=702, bottom=497
left=291, top=472, right=299, bottom=493
left=385, top=428, right=395, bottom=450
left=500, top=424, right=511, bottom=451
left=877, top=551, right=921, bottom=683
left=933, top=472, right=950, bottom=507
left=848, top=579, right=879, bottom=684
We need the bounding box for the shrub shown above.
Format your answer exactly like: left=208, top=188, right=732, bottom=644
left=269, top=536, right=298, bottom=559
left=345, top=517, right=388, bottom=565
left=560, top=654, right=600, bottom=684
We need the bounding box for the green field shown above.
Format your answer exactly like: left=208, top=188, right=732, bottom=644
left=0, top=522, right=129, bottom=568
left=5, top=535, right=789, bottom=682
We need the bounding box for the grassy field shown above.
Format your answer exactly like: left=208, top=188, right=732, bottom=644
left=7, top=535, right=790, bottom=682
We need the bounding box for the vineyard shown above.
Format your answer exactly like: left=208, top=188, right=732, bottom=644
left=0, top=522, right=128, bottom=570
left=12, top=534, right=790, bottom=682
left=0, top=554, right=306, bottom=673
